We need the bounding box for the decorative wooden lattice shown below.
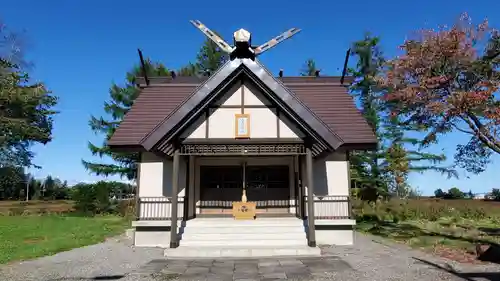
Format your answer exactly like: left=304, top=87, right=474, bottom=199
left=179, top=144, right=306, bottom=155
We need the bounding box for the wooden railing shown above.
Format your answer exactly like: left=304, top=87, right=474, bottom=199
left=136, top=196, right=351, bottom=220
left=304, top=195, right=351, bottom=219
left=199, top=199, right=290, bottom=209
left=137, top=197, right=185, bottom=220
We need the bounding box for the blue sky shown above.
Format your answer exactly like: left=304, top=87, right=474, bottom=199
left=2, top=0, right=499, bottom=194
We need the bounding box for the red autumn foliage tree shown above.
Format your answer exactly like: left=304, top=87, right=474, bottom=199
left=380, top=13, right=500, bottom=173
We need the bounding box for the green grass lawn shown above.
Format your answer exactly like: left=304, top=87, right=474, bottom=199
left=0, top=215, right=130, bottom=264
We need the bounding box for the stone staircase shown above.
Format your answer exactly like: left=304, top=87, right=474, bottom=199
left=164, top=217, right=321, bottom=258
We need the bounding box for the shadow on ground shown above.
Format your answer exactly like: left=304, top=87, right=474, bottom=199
left=360, top=220, right=500, bottom=264
left=49, top=275, right=125, bottom=281
left=414, top=258, right=500, bottom=281
left=478, top=227, right=500, bottom=236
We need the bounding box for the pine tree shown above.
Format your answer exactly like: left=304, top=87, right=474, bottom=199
left=84, top=39, right=228, bottom=180
left=380, top=115, right=457, bottom=197
left=195, top=39, right=228, bottom=75
left=300, top=59, right=319, bottom=76
left=178, top=39, right=229, bottom=77
left=349, top=34, right=456, bottom=199
left=82, top=60, right=170, bottom=180
left=348, top=34, right=387, bottom=196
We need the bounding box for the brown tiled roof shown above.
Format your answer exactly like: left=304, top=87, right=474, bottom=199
left=108, top=76, right=376, bottom=148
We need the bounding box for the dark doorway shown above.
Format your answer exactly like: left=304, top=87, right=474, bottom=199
left=246, top=165, right=290, bottom=212
left=200, top=166, right=242, bottom=212
left=199, top=164, right=290, bottom=214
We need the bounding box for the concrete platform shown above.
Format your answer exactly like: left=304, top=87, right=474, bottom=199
left=164, top=245, right=321, bottom=258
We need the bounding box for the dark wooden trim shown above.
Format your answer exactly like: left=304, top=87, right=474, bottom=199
left=134, top=75, right=354, bottom=86
left=340, top=48, right=351, bottom=85
left=107, top=144, right=146, bottom=153
left=137, top=49, right=149, bottom=86
left=209, top=104, right=273, bottom=109
left=136, top=226, right=171, bottom=232
left=316, top=225, right=353, bottom=231
left=142, top=61, right=241, bottom=150
left=306, top=148, right=316, bottom=247
left=298, top=155, right=304, bottom=219
left=183, top=156, right=190, bottom=221
left=169, top=149, right=180, bottom=248
left=293, top=155, right=300, bottom=218
left=276, top=109, right=280, bottom=139
left=188, top=155, right=195, bottom=220
left=240, top=80, right=244, bottom=114
left=182, top=138, right=304, bottom=144
left=180, top=152, right=306, bottom=156
left=242, top=60, right=341, bottom=149
left=139, top=59, right=343, bottom=152
left=346, top=151, right=353, bottom=219
left=338, top=142, right=377, bottom=151
left=197, top=213, right=294, bottom=218
left=205, top=109, right=209, bottom=138
left=135, top=153, right=142, bottom=220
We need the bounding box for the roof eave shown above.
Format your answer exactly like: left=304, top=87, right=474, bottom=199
left=107, top=143, right=147, bottom=153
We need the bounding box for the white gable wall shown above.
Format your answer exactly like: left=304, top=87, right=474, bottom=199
left=180, top=81, right=304, bottom=139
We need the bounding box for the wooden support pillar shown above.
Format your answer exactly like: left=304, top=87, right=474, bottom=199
left=293, top=155, right=301, bottom=218
left=306, top=148, right=316, bottom=247
left=170, top=149, right=180, bottom=248
left=135, top=153, right=142, bottom=220
left=188, top=155, right=195, bottom=219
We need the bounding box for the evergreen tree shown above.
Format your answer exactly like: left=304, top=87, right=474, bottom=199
left=348, top=34, right=387, bottom=196
left=380, top=115, right=457, bottom=197
left=178, top=38, right=229, bottom=76
left=349, top=34, right=456, bottom=199
left=82, top=60, right=170, bottom=180
left=195, top=39, right=228, bottom=75
left=84, top=38, right=227, bottom=180
left=300, top=59, right=319, bottom=76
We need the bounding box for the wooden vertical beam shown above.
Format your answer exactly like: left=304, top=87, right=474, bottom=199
left=306, top=148, right=316, bottom=247
left=170, top=149, right=180, bottom=248
left=293, top=155, right=300, bottom=218
left=135, top=153, right=142, bottom=220
left=346, top=151, right=353, bottom=219
left=188, top=155, right=195, bottom=219
left=298, top=155, right=304, bottom=219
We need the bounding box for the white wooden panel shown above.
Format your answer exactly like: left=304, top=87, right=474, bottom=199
left=139, top=153, right=164, bottom=197
left=221, top=86, right=241, bottom=106
left=244, top=107, right=277, bottom=138
left=279, top=119, right=299, bottom=138
left=186, top=120, right=206, bottom=139
left=208, top=108, right=241, bottom=138
left=243, top=85, right=266, bottom=105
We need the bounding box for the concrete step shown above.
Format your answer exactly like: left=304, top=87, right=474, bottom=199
left=181, top=232, right=306, bottom=240
left=182, top=225, right=305, bottom=234
left=185, top=218, right=304, bottom=228
left=164, top=245, right=321, bottom=258
left=180, top=238, right=307, bottom=247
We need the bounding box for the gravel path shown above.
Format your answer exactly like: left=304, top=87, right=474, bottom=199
left=320, top=232, right=500, bottom=281
left=1, top=232, right=499, bottom=281
left=0, top=235, right=164, bottom=281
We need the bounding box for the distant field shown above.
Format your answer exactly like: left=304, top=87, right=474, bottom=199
left=0, top=215, right=129, bottom=264
left=0, top=200, right=74, bottom=215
